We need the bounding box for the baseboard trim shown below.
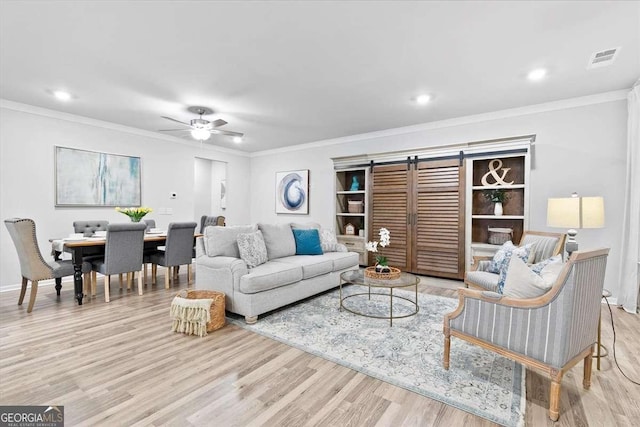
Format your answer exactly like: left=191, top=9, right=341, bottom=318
left=0, top=277, right=70, bottom=293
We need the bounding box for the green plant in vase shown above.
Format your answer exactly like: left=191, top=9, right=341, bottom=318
left=483, top=189, right=509, bottom=216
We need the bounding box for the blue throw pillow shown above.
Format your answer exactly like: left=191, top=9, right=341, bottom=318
left=292, top=228, right=323, bottom=255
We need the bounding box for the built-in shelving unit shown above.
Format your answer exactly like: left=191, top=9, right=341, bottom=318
left=335, top=167, right=369, bottom=265
left=467, top=154, right=530, bottom=260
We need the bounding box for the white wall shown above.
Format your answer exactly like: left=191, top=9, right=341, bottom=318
left=0, top=105, right=251, bottom=288
left=249, top=99, right=629, bottom=297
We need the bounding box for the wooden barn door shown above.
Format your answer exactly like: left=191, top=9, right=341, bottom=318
left=411, top=159, right=465, bottom=279
left=369, top=164, right=411, bottom=271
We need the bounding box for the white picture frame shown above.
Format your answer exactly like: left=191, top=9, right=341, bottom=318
left=275, top=169, right=309, bottom=214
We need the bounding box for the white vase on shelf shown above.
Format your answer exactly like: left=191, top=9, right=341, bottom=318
left=494, top=202, right=503, bottom=216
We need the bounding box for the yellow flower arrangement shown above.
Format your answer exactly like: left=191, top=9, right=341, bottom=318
left=115, top=206, right=152, bottom=222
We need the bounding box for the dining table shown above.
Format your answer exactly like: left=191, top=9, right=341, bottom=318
left=51, top=232, right=202, bottom=305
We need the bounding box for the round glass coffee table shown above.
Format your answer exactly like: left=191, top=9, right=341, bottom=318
left=339, top=269, right=420, bottom=326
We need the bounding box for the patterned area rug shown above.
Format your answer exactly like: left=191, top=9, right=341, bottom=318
left=228, top=287, right=525, bottom=427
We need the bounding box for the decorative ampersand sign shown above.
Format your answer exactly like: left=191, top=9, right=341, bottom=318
left=481, top=159, right=514, bottom=186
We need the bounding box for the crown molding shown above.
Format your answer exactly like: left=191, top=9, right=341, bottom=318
left=250, top=89, right=628, bottom=158
left=0, top=99, right=250, bottom=157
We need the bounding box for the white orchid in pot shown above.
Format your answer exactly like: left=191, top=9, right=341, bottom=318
left=366, top=228, right=391, bottom=273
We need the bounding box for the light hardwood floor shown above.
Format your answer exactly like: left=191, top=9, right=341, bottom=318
left=0, top=272, right=638, bottom=426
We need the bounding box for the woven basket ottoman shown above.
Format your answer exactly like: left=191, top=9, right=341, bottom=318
left=170, top=289, right=226, bottom=336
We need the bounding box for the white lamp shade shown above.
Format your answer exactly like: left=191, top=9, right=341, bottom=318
left=581, top=197, right=605, bottom=228
left=547, top=196, right=605, bottom=229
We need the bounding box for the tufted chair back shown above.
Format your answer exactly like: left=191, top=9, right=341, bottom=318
left=73, top=220, right=109, bottom=236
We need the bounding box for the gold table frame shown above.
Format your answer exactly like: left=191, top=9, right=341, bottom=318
left=339, top=269, right=420, bottom=326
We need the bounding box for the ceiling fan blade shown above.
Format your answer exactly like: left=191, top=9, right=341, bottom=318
left=158, top=128, right=192, bottom=132
left=210, top=118, right=228, bottom=127
left=161, top=116, right=191, bottom=127
left=209, top=129, right=244, bottom=137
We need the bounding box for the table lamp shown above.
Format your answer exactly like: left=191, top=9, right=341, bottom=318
left=547, top=193, right=605, bottom=258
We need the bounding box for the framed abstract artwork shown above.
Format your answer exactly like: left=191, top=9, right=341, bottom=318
left=275, top=169, right=309, bottom=214
left=55, top=146, right=141, bottom=206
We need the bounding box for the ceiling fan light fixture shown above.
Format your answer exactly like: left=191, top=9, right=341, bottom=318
left=191, top=128, right=211, bottom=141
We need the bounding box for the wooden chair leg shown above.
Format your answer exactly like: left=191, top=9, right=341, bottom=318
left=152, top=264, right=157, bottom=285
left=18, top=277, right=28, bottom=305
left=165, top=266, right=171, bottom=290
left=91, top=271, right=97, bottom=296
left=143, top=264, right=148, bottom=286
left=583, top=349, right=593, bottom=389
left=549, top=370, right=563, bottom=421
left=83, top=273, right=91, bottom=297
left=137, top=268, right=143, bottom=296
left=119, top=273, right=123, bottom=289
left=443, top=335, right=451, bottom=370
left=127, top=272, right=132, bottom=290
left=27, top=280, right=39, bottom=313
left=105, top=275, right=111, bottom=303
left=187, top=264, right=192, bottom=285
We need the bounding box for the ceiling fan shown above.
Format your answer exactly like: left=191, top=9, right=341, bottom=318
left=159, top=106, right=243, bottom=142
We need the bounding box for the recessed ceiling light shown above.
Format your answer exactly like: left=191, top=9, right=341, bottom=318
left=527, top=68, right=547, bottom=81
left=53, top=90, right=72, bottom=101
left=415, top=94, right=431, bottom=105
left=233, top=136, right=243, bottom=144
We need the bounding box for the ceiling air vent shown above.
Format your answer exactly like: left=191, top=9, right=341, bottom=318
left=587, top=47, right=621, bottom=69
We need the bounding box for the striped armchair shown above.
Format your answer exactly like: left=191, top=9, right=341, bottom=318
left=465, top=231, right=566, bottom=292
left=444, top=248, right=609, bottom=421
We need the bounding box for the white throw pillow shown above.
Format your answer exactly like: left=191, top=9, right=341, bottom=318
left=502, top=257, right=552, bottom=298
left=236, top=230, right=268, bottom=268
left=319, top=228, right=339, bottom=252
left=538, top=256, right=565, bottom=287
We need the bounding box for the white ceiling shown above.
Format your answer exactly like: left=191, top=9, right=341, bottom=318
left=1, top=1, right=638, bottom=152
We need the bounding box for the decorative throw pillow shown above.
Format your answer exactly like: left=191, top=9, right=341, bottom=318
left=536, top=256, right=565, bottom=287
left=236, top=230, right=268, bottom=268
left=319, top=228, right=339, bottom=252
left=530, top=254, right=563, bottom=275
left=488, top=241, right=516, bottom=273
left=495, top=243, right=533, bottom=293
left=502, top=257, right=551, bottom=298
left=292, top=228, right=323, bottom=255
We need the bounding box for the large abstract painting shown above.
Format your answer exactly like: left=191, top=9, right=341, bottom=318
left=55, top=146, right=141, bottom=206
left=275, top=169, right=309, bottom=214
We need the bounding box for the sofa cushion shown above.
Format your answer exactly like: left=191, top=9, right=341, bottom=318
left=290, top=222, right=321, bottom=230
left=272, top=255, right=334, bottom=279
left=316, top=251, right=359, bottom=272
left=292, top=229, right=323, bottom=255
left=258, top=223, right=297, bottom=260
left=237, top=230, right=268, bottom=268
left=465, top=271, right=500, bottom=293
left=239, top=262, right=303, bottom=294
left=204, top=225, right=257, bottom=258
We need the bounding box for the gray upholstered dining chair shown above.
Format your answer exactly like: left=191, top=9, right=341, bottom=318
left=444, top=248, right=609, bottom=421
left=142, top=218, right=156, bottom=231
left=148, top=221, right=197, bottom=289
left=4, top=218, right=92, bottom=312
left=73, top=220, right=109, bottom=236
left=200, top=215, right=225, bottom=233
left=90, top=222, right=147, bottom=302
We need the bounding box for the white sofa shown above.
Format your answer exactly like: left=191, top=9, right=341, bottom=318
left=195, top=222, right=359, bottom=323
